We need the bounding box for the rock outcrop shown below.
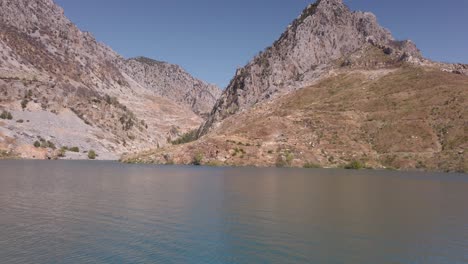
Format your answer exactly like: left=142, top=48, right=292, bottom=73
left=199, top=0, right=422, bottom=135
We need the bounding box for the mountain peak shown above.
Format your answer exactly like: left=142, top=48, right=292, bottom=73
left=198, top=0, right=420, bottom=136
left=317, top=0, right=344, bottom=8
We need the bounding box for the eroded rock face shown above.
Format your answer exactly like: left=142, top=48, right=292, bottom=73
left=123, top=57, right=221, bottom=117
left=0, top=0, right=220, bottom=159
left=199, top=0, right=422, bottom=135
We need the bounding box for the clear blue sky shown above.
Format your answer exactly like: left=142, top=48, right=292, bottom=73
left=55, top=0, right=468, bottom=88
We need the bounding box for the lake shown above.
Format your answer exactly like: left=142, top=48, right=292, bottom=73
left=0, top=160, right=467, bottom=264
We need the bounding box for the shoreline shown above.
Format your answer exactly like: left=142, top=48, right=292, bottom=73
left=0, top=158, right=465, bottom=174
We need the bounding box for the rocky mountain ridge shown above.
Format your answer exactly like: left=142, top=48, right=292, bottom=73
left=0, top=0, right=220, bottom=159
left=123, top=57, right=221, bottom=117
left=199, top=0, right=424, bottom=135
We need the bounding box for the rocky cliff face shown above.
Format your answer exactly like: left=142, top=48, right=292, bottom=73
left=123, top=57, right=221, bottom=117
left=0, top=0, right=129, bottom=86
left=199, top=0, right=422, bottom=135
left=0, top=0, right=220, bottom=159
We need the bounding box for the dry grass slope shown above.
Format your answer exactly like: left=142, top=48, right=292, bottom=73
left=123, top=64, right=467, bottom=173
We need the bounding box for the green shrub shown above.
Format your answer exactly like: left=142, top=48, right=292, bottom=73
left=192, top=153, right=203, bottom=166
left=46, top=141, right=56, bottom=150
left=206, top=160, right=223, bottom=167
left=276, top=151, right=294, bottom=168
left=35, top=138, right=55, bottom=149
left=171, top=130, right=198, bottom=145
left=58, top=148, right=66, bottom=158
left=104, top=94, right=119, bottom=106
left=303, top=162, right=321, bottom=169
left=88, top=150, right=97, bottom=160
left=0, top=110, right=12, bottom=120
left=232, top=147, right=246, bottom=157
left=21, top=99, right=29, bottom=110
left=69, top=147, right=80, bottom=153
left=344, top=160, right=365, bottom=170
left=286, top=152, right=294, bottom=166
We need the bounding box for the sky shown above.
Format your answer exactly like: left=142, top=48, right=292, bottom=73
left=55, top=0, right=468, bottom=88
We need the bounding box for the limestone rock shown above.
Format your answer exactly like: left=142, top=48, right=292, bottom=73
left=0, top=0, right=220, bottom=159
left=123, top=57, right=221, bottom=116
left=199, top=0, right=421, bottom=135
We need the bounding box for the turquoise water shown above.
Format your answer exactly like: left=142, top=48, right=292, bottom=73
left=0, top=160, right=467, bottom=263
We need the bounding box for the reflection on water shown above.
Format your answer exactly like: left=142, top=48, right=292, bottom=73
left=0, top=160, right=467, bottom=263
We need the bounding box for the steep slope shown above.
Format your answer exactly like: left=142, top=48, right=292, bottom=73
left=0, top=0, right=219, bottom=159
left=123, top=57, right=221, bottom=117
left=199, top=0, right=421, bottom=135
left=125, top=0, right=467, bottom=172
left=123, top=46, right=468, bottom=172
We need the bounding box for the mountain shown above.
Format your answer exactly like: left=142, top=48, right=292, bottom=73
left=123, top=57, right=221, bottom=117
left=198, top=0, right=423, bottom=135
left=0, top=0, right=220, bottom=159
left=124, top=0, right=467, bottom=172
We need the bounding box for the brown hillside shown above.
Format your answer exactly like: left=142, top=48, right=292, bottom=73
left=123, top=49, right=467, bottom=172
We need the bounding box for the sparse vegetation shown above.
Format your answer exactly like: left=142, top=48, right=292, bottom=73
left=33, top=138, right=55, bottom=149
left=344, top=160, right=365, bottom=170
left=303, top=162, right=321, bottom=169
left=416, top=160, right=426, bottom=169
left=33, top=136, right=57, bottom=149
left=286, top=152, right=294, bottom=166
left=104, top=94, right=119, bottom=106
left=58, top=147, right=66, bottom=158
left=232, top=147, right=246, bottom=157
left=69, top=147, right=80, bottom=153
left=122, top=56, right=468, bottom=172
left=0, top=149, right=17, bottom=159
left=46, top=141, right=56, bottom=150
left=120, top=113, right=135, bottom=131
left=21, top=99, right=29, bottom=110
left=171, top=130, right=197, bottom=145
left=192, top=153, right=203, bottom=166
left=88, top=150, right=96, bottom=160
left=0, top=110, right=13, bottom=120
left=206, top=160, right=223, bottom=167
left=275, top=155, right=287, bottom=168
left=275, top=151, right=294, bottom=168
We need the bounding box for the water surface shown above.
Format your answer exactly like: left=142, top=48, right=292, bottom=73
left=0, top=160, right=467, bottom=263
